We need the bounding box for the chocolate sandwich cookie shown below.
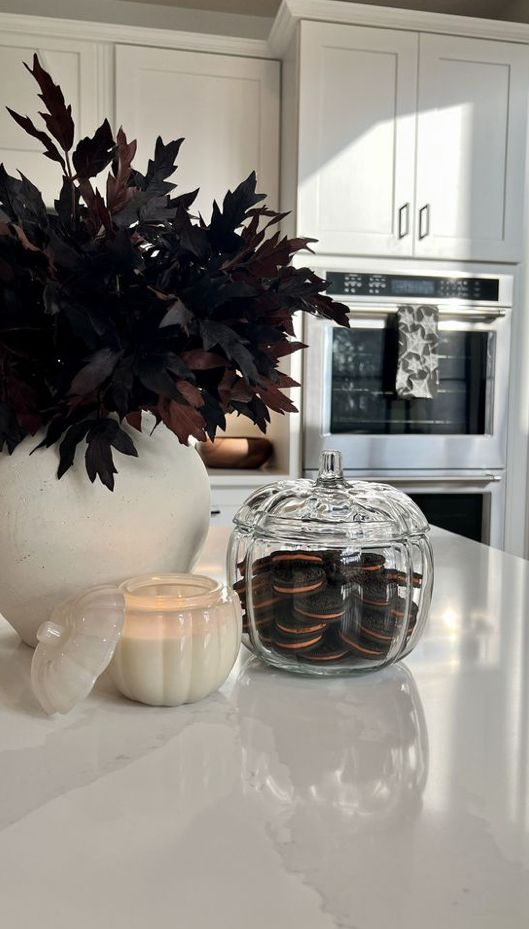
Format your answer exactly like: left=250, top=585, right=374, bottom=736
left=389, top=596, right=409, bottom=621
left=250, top=555, right=273, bottom=577
left=359, top=608, right=397, bottom=644
left=355, top=576, right=399, bottom=609
left=271, top=550, right=324, bottom=568
left=303, top=643, right=350, bottom=663
left=253, top=609, right=277, bottom=627
left=258, top=625, right=275, bottom=647
left=234, top=572, right=273, bottom=608
left=252, top=591, right=281, bottom=616
left=293, top=587, right=346, bottom=624
left=273, top=628, right=324, bottom=654
left=339, top=626, right=388, bottom=659
left=275, top=616, right=327, bottom=637
left=324, top=551, right=386, bottom=586
left=385, top=569, right=423, bottom=588
left=233, top=577, right=247, bottom=599
left=272, top=563, right=327, bottom=597
left=237, top=554, right=273, bottom=578
left=363, top=553, right=386, bottom=569
left=299, top=625, right=350, bottom=663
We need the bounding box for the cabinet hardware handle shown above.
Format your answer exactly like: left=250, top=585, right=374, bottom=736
left=398, top=203, right=410, bottom=238
left=418, top=204, right=430, bottom=239
left=210, top=509, right=221, bottom=516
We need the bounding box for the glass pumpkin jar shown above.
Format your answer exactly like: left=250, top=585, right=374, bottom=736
left=227, top=450, right=433, bottom=676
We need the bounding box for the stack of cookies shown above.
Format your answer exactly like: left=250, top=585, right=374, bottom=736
left=234, top=549, right=422, bottom=667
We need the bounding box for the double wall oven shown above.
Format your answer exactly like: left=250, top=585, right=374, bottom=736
left=303, top=263, right=514, bottom=547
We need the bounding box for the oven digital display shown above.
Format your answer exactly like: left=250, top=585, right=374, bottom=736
left=325, top=271, right=500, bottom=302
left=392, top=278, right=436, bottom=296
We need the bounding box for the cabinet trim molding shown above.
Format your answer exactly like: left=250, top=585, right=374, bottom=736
left=0, top=12, right=272, bottom=60
left=269, top=0, right=529, bottom=57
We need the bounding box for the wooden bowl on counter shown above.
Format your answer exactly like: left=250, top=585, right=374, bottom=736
left=197, top=437, right=273, bottom=470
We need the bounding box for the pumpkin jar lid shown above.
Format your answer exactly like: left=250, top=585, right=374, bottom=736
left=233, top=449, right=430, bottom=545
left=31, top=586, right=125, bottom=715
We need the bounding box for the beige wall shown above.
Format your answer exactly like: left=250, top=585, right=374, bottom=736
left=116, top=0, right=529, bottom=24
left=0, top=0, right=272, bottom=37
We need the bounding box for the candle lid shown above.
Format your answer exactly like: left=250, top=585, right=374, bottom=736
left=31, top=586, right=125, bottom=715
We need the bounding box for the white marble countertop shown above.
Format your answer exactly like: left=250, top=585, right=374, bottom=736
left=1, top=526, right=528, bottom=928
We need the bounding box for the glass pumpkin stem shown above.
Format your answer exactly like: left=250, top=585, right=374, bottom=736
left=317, top=449, right=345, bottom=485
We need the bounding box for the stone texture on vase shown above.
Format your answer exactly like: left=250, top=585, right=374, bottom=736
left=0, top=421, right=211, bottom=647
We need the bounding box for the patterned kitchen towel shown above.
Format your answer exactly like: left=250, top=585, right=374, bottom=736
left=395, top=304, right=439, bottom=399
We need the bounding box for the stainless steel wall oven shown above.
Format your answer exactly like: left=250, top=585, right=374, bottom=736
left=302, top=266, right=514, bottom=547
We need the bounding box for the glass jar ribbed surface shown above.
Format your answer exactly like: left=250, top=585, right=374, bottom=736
left=227, top=451, right=433, bottom=676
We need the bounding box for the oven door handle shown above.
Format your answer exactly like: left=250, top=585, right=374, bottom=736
left=371, top=474, right=503, bottom=484
left=343, top=305, right=506, bottom=320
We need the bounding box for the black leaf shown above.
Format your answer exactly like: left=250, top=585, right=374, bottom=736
left=209, top=171, right=265, bottom=250
left=69, top=348, right=121, bottom=396
left=33, top=415, right=70, bottom=451
left=72, top=119, right=116, bottom=179
left=0, top=166, right=48, bottom=227
left=108, top=422, right=138, bottom=458
left=85, top=426, right=118, bottom=491
left=159, top=298, right=194, bottom=333
left=84, top=419, right=138, bottom=490
left=54, top=176, right=80, bottom=226
left=178, top=217, right=211, bottom=261
left=137, top=352, right=192, bottom=400
left=199, top=320, right=259, bottom=383
left=138, top=366, right=181, bottom=401
left=0, top=401, right=26, bottom=454
left=138, top=196, right=177, bottom=225
left=7, top=108, right=66, bottom=170
left=144, top=136, right=184, bottom=195
left=200, top=391, right=226, bottom=440
left=24, top=54, right=75, bottom=152
left=43, top=282, right=61, bottom=316
left=57, top=420, right=93, bottom=478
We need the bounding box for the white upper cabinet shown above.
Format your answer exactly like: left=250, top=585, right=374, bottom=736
left=0, top=35, right=103, bottom=207
left=295, top=23, right=529, bottom=262
left=115, top=45, right=279, bottom=219
left=298, top=22, right=418, bottom=257
left=415, top=34, right=528, bottom=261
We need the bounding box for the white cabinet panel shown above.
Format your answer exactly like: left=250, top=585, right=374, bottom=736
left=415, top=34, right=528, bottom=261
left=115, top=45, right=279, bottom=219
left=0, top=36, right=103, bottom=207
left=298, top=22, right=418, bottom=257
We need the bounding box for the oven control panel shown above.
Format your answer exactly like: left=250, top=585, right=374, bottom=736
left=326, top=272, right=500, bottom=302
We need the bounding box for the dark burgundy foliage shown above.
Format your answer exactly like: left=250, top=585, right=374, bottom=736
left=0, top=55, right=349, bottom=490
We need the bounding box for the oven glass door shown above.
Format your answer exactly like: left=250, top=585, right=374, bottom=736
left=330, top=326, right=491, bottom=436
left=303, top=315, right=509, bottom=471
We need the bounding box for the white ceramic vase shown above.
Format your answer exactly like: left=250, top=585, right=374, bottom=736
left=0, top=421, right=211, bottom=647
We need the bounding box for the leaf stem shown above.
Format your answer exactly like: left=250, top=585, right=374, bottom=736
left=64, top=150, right=76, bottom=224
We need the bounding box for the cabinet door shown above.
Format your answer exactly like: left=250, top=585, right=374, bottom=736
left=298, top=22, right=418, bottom=257
left=415, top=34, right=528, bottom=261
left=0, top=35, right=103, bottom=207
left=115, top=45, right=279, bottom=218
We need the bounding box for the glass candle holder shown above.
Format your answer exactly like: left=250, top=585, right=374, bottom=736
left=111, top=574, right=242, bottom=706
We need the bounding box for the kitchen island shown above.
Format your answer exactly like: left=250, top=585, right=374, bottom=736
left=0, top=526, right=528, bottom=928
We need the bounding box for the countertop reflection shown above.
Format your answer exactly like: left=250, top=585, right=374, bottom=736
left=0, top=527, right=528, bottom=929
